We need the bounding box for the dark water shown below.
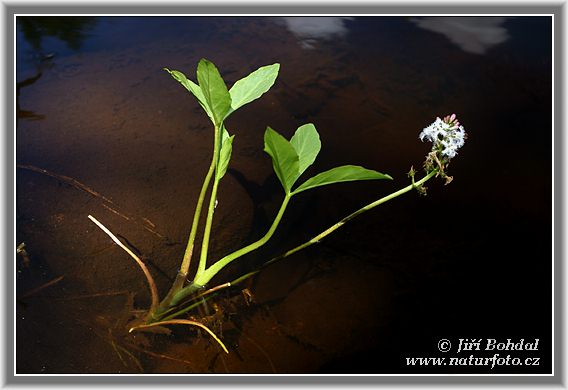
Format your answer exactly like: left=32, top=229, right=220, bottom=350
left=16, top=16, right=552, bottom=374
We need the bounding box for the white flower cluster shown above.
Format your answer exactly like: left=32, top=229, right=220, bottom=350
left=419, top=114, right=466, bottom=159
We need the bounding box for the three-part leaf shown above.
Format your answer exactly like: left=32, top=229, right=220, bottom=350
left=167, top=60, right=392, bottom=197
left=292, top=165, right=392, bottom=195
left=265, top=125, right=392, bottom=196
left=166, top=59, right=280, bottom=127
left=227, top=63, right=280, bottom=118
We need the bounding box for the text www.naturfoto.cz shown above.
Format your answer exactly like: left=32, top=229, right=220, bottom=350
left=406, top=354, right=540, bottom=369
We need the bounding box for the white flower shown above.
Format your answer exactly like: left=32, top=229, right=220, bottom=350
left=419, top=117, right=448, bottom=143
left=419, top=114, right=466, bottom=160
left=442, top=144, right=458, bottom=158
left=419, top=125, right=434, bottom=142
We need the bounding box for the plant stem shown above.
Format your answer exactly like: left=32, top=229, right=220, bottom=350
left=171, top=193, right=292, bottom=305
left=163, top=169, right=437, bottom=318
left=159, top=124, right=221, bottom=308
left=160, top=284, right=211, bottom=320
left=161, top=293, right=215, bottom=321
left=230, top=169, right=438, bottom=285
left=196, top=162, right=222, bottom=278
left=88, top=215, right=160, bottom=313
left=198, top=193, right=291, bottom=283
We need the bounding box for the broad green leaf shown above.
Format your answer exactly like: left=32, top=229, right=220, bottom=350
left=164, top=68, right=214, bottom=121
left=290, top=123, right=321, bottom=175
left=226, top=63, right=280, bottom=118
left=292, top=165, right=392, bottom=195
left=216, top=132, right=234, bottom=180
left=196, top=59, right=231, bottom=126
left=263, top=127, right=300, bottom=194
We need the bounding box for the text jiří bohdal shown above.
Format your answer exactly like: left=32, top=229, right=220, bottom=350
left=457, top=338, right=539, bottom=353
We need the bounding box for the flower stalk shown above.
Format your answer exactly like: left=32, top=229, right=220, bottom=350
left=229, top=168, right=439, bottom=286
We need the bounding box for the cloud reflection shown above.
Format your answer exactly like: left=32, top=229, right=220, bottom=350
left=411, top=17, right=511, bottom=54
left=278, top=17, right=354, bottom=49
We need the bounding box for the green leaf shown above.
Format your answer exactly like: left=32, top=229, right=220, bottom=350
left=164, top=68, right=214, bottom=121
left=290, top=123, right=321, bottom=175
left=221, top=125, right=230, bottom=145
left=196, top=59, right=231, bottom=126
left=292, top=165, right=393, bottom=195
left=217, top=131, right=234, bottom=180
left=263, top=127, right=300, bottom=194
left=226, top=63, right=280, bottom=118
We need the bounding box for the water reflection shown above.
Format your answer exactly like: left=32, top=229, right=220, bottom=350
left=17, top=16, right=97, bottom=52
left=16, top=54, right=55, bottom=126
left=410, top=17, right=511, bottom=54
left=17, top=17, right=97, bottom=125
left=17, top=72, right=45, bottom=124
left=278, top=17, right=354, bottom=49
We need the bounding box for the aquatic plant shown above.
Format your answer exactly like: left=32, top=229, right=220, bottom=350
left=89, top=58, right=466, bottom=353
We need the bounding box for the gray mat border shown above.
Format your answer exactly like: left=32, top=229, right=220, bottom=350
left=4, top=2, right=563, bottom=387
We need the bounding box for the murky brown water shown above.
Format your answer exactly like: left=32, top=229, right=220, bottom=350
left=16, top=16, right=552, bottom=374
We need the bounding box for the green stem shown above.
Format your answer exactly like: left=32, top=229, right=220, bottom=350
left=161, top=293, right=214, bottom=321
left=196, top=179, right=219, bottom=276
left=172, top=193, right=292, bottom=305
left=181, top=124, right=221, bottom=276
left=201, top=193, right=291, bottom=281
left=194, top=123, right=224, bottom=279
left=230, top=169, right=438, bottom=285
left=157, top=124, right=221, bottom=310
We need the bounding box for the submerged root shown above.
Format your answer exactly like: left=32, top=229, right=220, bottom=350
left=17, top=164, right=114, bottom=203
left=18, top=164, right=166, bottom=239
left=76, top=295, right=193, bottom=373
left=240, top=331, right=276, bottom=373
left=86, top=318, right=194, bottom=373
left=107, top=328, right=144, bottom=372
left=125, top=343, right=193, bottom=369
left=130, top=319, right=229, bottom=354
left=76, top=286, right=282, bottom=372
left=18, top=275, right=64, bottom=300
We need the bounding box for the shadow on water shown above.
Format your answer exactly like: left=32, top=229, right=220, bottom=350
left=15, top=16, right=552, bottom=374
